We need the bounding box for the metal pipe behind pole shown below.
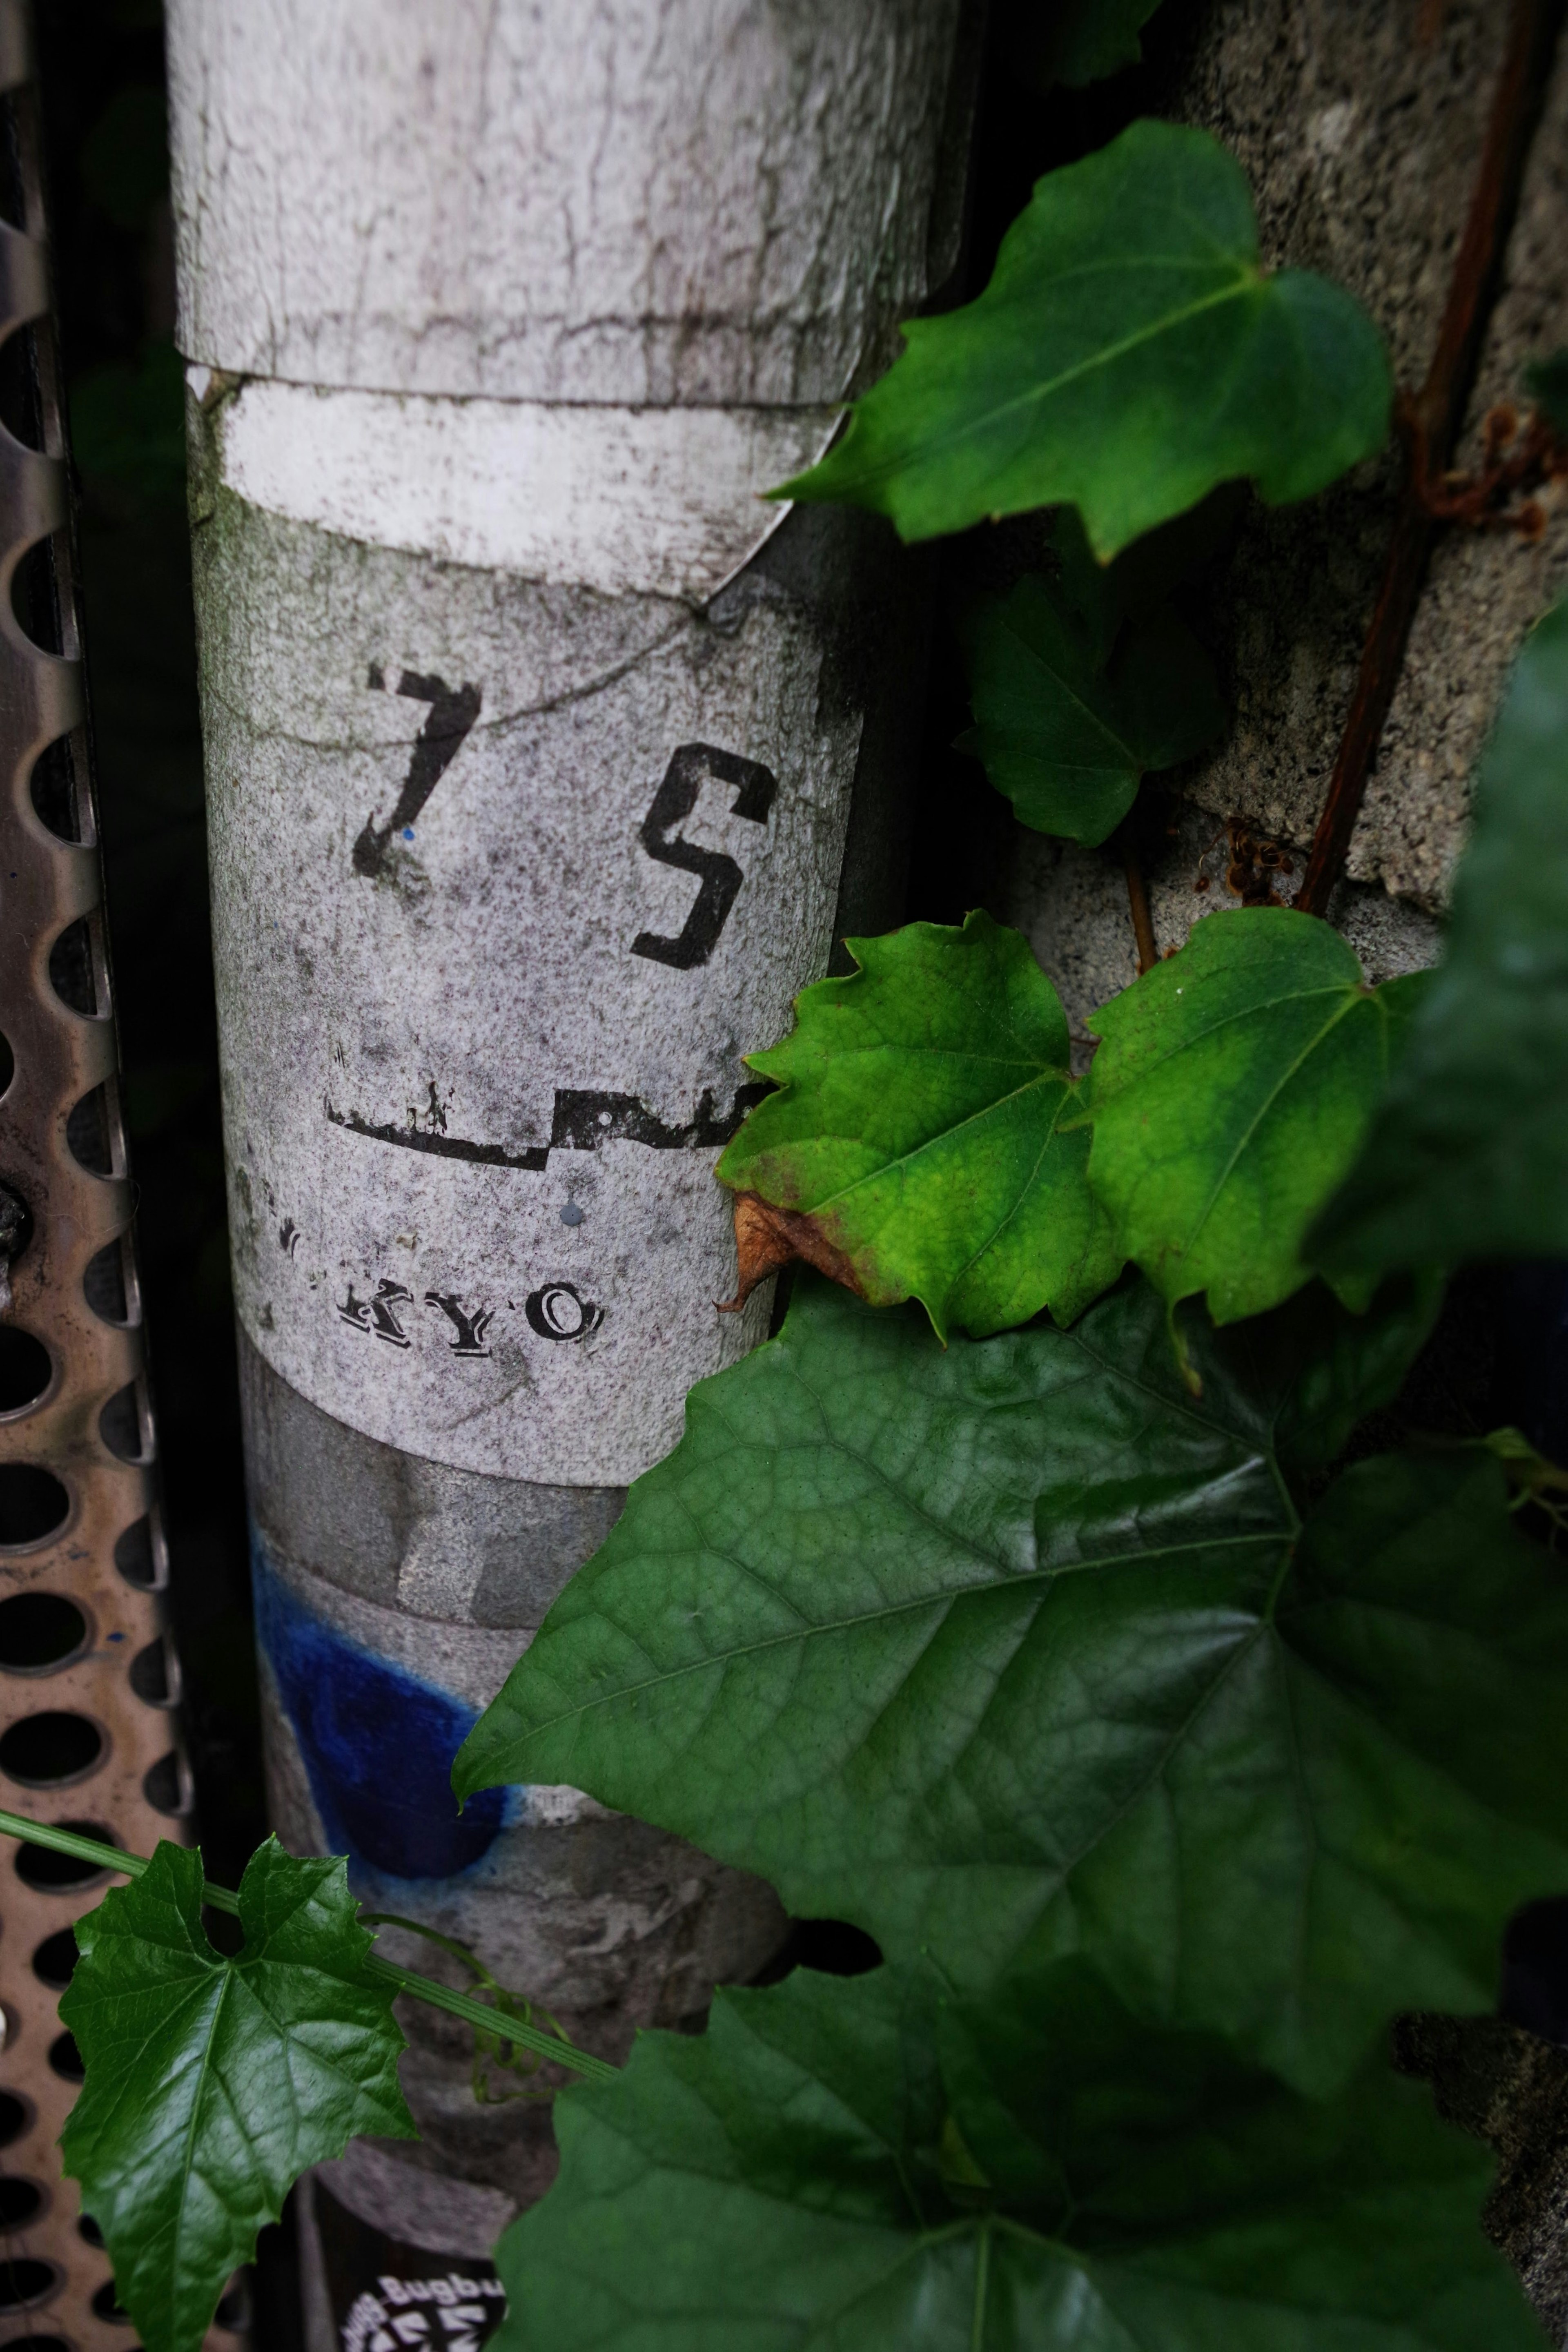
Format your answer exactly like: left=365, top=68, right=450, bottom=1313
left=165, top=2, right=971, bottom=2332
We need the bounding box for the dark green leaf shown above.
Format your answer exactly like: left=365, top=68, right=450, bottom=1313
left=780, top=120, right=1391, bottom=557
left=1046, top=0, right=1168, bottom=87
left=60, top=1839, right=414, bottom=2352
left=957, top=571, right=1224, bottom=844
left=1086, top=906, right=1426, bottom=1322
left=1048, top=495, right=1244, bottom=662
left=457, top=1275, right=1566, bottom=2091
left=1525, top=348, right=1568, bottom=436
left=1258, top=1267, right=1446, bottom=1472
left=717, top=913, right=1121, bottom=1336
left=1313, top=599, right=1568, bottom=1273
left=492, top=1957, right=1540, bottom=2352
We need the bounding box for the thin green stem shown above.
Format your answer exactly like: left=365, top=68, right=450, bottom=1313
left=969, top=2217, right=992, bottom=2352
left=360, top=1909, right=510, bottom=1988
left=0, top=1810, right=619, bottom=2087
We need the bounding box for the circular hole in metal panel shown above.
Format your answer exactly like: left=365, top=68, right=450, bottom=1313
left=114, top=1516, right=159, bottom=1590
left=0, top=1329, right=49, bottom=1414
left=0, top=2096, right=27, bottom=2150
left=16, top=1824, right=116, bottom=1894
left=0, top=2178, right=42, bottom=2230
left=65, top=1083, right=113, bottom=1177
left=78, top=2212, right=103, bottom=2247
left=128, top=1638, right=170, bottom=1705
left=46, top=2032, right=83, bottom=2084
left=83, top=1237, right=128, bottom=1324
left=2, top=2338, right=70, bottom=2352
left=0, top=1469, right=69, bottom=1549
left=0, top=2257, right=58, bottom=2310
left=0, top=1594, right=87, bottom=1672
left=98, top=1382, right=144, bottom=1464
left=29, top=730, right=84, bottom=844
left=0, top=323, right=45, bottom=454
left=45, top=919, right=96, bottom=1017
left=141, top=1751, right=184, bottom=1815
left=30, top=1929, right=78, bottom=1991
left=0, top=1712, right=104, bottom=1788
left=91, top=2277, right=129, bottom=2321
left=10, top=538, right=62, bottom=658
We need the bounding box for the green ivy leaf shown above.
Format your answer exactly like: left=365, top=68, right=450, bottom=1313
left=780, top=120, right=1391, bottom=558
left=717, top=913, right=1121, bottom=1336
left=457, top=1275, right=1565, bottom=2092
left=1049, top=493, right=1244, bottom=660
left=60, top=1839, right=414, bottom=2352
left=1085, top=907, right=1426, bottom=1323
left=490, top=1958, right=1540, bottom=2352
left=1252, top=1266, right=1445, bottom=1472
left=1048, top=0, right=1168, bottom=87
left=1312, top=599, right=1568, bottom=1273
left=957, top=571, right=1225, bottom=843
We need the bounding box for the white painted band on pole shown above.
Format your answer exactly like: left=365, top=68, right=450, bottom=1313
left=209, top=376, right=841, bottom=600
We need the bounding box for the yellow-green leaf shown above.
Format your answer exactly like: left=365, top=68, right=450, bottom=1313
left=718, top=913, right=1121, bottom=1337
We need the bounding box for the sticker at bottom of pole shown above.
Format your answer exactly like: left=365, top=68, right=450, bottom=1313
left=317, top=2183, right=508, bottom=2352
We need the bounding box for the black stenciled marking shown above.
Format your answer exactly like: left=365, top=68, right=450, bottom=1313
left=337, top=1279, right=414, bottom=1346
left=353, top=667, right=482, bottom=878
left=410, top=1079, right=449, bottom=1135
left=525, top=1283, right=602, bottom=1342
left=631, top=743, right=777, bottom=969
left=424, top=1292, right=493, bottom=1357
left=324, top=1084, right=768, bottom=1169
left=550, top=1082, right=770, bottom=1152
left=325, top=1100, right=549, bottom=1172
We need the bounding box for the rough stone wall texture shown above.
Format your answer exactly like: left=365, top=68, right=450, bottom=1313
left=1006, top=0, right=1568, bottom=1022
left=1397, top=2015, right=1568, bottom=2348
left=1364, top=23, right=1568, bottom=902
left=1006, top=807, right=1444, bottom=1062
left=1168, top=0, right=1568, bottom=908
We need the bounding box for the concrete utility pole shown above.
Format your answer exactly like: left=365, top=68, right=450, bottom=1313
left=165, top=1, right=973, bottom=2334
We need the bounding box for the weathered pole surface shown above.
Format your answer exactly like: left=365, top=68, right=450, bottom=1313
left=165, top=0, right=973, bottom=2332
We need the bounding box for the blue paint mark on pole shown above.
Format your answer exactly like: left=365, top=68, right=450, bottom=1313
left=252, top=1543, right=508, bottom=1880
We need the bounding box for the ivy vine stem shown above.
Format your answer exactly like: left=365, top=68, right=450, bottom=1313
left=1297, top=0, right=1565, bottom=916
left=1119, top=829, right=1158, bottom=972
left=0, top=1808, right=620, bottom=2086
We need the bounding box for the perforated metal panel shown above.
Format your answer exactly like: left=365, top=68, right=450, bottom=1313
left=0, top=7, right=245, bottom=2345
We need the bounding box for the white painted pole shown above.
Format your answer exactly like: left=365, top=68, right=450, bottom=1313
left=165, top=0, right=971, bottom=2332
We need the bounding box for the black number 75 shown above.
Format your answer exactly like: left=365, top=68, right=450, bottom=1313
left=631, top=743, right=778, bottom=970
